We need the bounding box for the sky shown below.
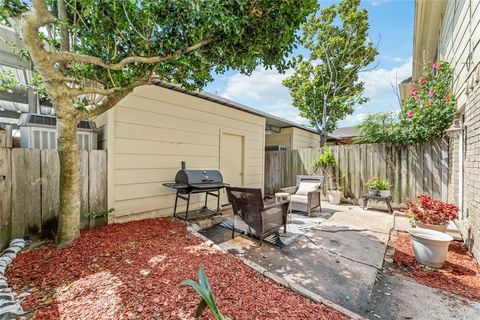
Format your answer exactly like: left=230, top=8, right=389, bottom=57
left=204, top=0, right=415, bottom=128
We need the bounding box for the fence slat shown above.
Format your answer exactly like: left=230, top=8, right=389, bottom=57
left=265, top=139, right=448, bottom=206
left=12, top=149, right=41, bottom=237
left=89, top=150, right=107, bottom=212
left=41, top=150, right=60, bottom=225
left=0, top=147, right=12, bottom=249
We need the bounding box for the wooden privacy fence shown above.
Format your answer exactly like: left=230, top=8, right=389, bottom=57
left=0, top=131, right=107, bottom=249
left=265, top=138, right=449, bottom=205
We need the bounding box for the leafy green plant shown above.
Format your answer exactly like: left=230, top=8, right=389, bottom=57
left=355, top=111, right=400, bottom=144
left=312, top=146, right=338, bottom=190
left=366, top=177, right=389, bottom=190
left=84, top=208, right=114, bottom=219
left=180, top=266, right=231, bottom=320
left=312, top=145, right=336, bottom=170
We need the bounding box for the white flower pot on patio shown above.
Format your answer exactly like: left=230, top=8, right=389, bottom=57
left=408, top=228, right=453, bottom=268
left=379, top=190, right=391, bottom=197
left=328, top=190, right=342, bottom=205
left=415, top=221, right=448, bottom=233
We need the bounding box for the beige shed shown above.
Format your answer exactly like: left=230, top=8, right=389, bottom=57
left=265, top=126, right=320, bottom=150
left=96, top=82, right=314, bottom=223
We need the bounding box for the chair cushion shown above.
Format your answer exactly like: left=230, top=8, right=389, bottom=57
left=290, top=194, right=308, bottom=204
left=295, top=181, right=319, bottom=196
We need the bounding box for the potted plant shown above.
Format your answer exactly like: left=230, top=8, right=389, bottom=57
left=312, top=146, right=342, bottom=205
left=84, top=208, right=114, bottom=228
left=407, top=195, right=458, bottom=233
left=365, top=177, right=390, bottom=197
left=376, top=178, right=390, bottom=197
left=328, top=186, right=342, bottom=205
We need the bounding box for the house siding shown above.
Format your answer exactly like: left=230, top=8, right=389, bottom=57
left=437, top=0, right=480, bottom=259
left=106, top=85, right=265, bottom=223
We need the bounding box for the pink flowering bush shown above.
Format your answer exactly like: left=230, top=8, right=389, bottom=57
left=407, top=194, right=458, bottom=225
left=357, top=61, right=456, bottom=145
left=400, top=61, right=456, bottom=144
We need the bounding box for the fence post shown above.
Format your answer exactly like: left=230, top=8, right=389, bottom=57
left=0, top=127, right=12, bottom=249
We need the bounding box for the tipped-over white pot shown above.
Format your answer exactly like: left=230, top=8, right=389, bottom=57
left=407, top=228, right=453, bottom=268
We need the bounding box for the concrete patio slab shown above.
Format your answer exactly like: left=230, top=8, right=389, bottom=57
left=199, top=201, right=477, bottom=318
left=369, top=272, right=480, bottom=320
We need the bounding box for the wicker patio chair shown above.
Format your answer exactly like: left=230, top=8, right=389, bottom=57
left=225, top=186, right=289, bottom=245
left=281, top=175, right=324, bottom=216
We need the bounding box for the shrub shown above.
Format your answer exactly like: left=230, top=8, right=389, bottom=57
left=407, top=194, right=458, bottom=226
left=312, top=146, right=338, bottom=189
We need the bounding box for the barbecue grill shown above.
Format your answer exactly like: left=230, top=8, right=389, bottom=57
left=163, top=162, right=228, bottom=220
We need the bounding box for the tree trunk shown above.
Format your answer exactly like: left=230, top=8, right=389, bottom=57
left=56, top=113, right=81, bottom=246
left=319, top=132, right=327, bottom=147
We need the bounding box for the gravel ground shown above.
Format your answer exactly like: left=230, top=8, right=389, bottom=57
left=6, top=218, right=347, bottom=320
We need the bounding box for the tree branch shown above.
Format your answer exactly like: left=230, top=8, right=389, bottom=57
left=52, top=39, right=213, bottom=70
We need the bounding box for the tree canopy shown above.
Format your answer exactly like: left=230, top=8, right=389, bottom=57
left=283, top=0, right=377, bottom=146
left=1, top=0, right=316, bottom=245
left=2, top=0, right=317, bottom=117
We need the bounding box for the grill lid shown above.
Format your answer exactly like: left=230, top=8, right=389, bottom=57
left=175, top=169, right=223, bottom=185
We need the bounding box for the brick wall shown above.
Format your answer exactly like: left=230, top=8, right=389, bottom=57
left=453, top=80, right=480, bottom=260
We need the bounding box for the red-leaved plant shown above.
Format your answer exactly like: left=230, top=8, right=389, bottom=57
left=407, top=194, right=459, bottom=225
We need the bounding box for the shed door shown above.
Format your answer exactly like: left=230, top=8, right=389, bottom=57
left=220, top=133, right=244, bottom=205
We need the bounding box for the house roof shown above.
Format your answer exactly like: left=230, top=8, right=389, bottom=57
left=329, top=127, right=359, bottom=140
left=153, top=81, right=319, bottom=134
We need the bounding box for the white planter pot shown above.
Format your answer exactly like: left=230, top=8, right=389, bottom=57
left=408, top=228, right=453, bottom=268
left=415, top=221, right=448, bottom=233
left=328, top=190, right=342, bottom=205
left=379, top=190, right=391, bottom=197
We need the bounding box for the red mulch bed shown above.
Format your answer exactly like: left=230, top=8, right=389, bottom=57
left=392, top=233, right=480, bottom=301
left=7, top=218, right=347, bottom=320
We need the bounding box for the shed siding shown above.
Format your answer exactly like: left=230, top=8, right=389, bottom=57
left=265, top=127, right=319, bottom=150
left=108, top=85, right=265, bottom=223
left=291, top=127, right=320, bottom=149
left=265, top=127, right=293, bottom=149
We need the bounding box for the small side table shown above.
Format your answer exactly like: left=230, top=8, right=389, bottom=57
left=362, top=194, right=393, bottom=214
left=275, top=192, right=290, bottom=203
left=275, top=192, right=292, bottom=222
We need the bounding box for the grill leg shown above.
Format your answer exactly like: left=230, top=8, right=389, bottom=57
left=204, top=192, right=208, bottom=210
left=173, top=191, right=179, bottom=218
left=185, top=193, right=191, bottom=221
left=217, top=190, right=221, bottom=214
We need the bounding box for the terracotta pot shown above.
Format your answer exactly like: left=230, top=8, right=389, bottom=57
left=415, top=221, right=448, bottom=233
left=408, top=228, right=453, bottom=268
left=328, top=190, right=342, bottom=205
